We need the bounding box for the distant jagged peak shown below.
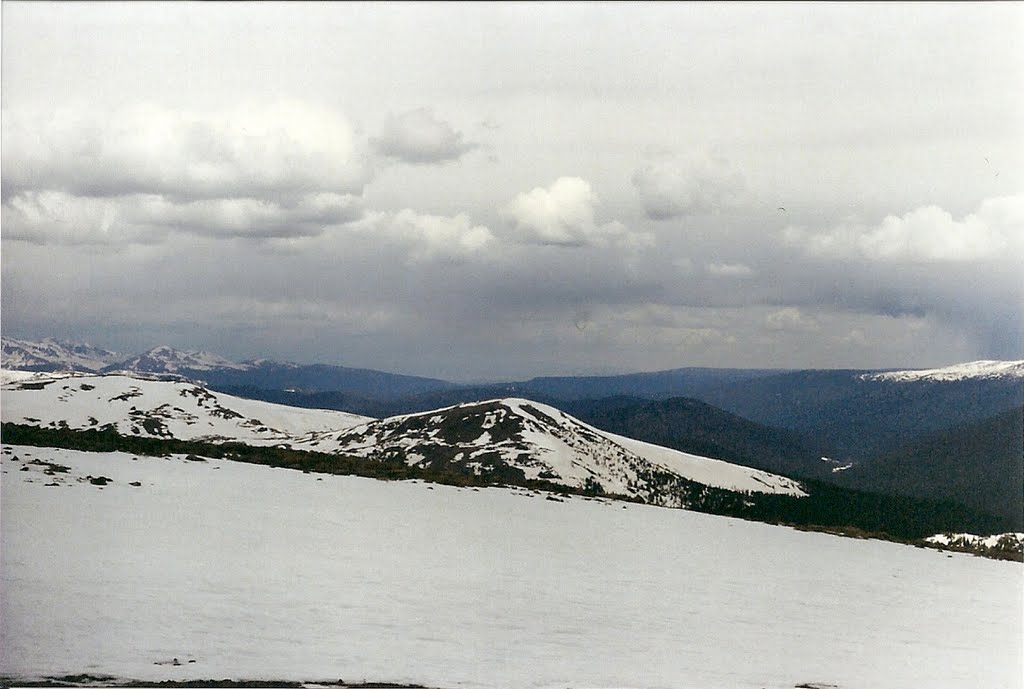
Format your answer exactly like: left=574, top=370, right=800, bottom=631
left=862, top=360, right=1024, bottom=382
left=1, top=335, right=121, bottom=372
left=113, top=345, right=248, bottom=373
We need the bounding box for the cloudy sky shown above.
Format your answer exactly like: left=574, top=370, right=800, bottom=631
left=2, top=2, right=1022, bottom=381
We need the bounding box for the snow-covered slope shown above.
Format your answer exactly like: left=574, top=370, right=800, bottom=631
left=1, top=337, right=121, bottom=372
left=1, top=444, right=1019, bottom=689
left=2, top=373, right=803, bottom=502
left=297, top=397, right=806, bottom=500
left=106, top=345, right=248, bottom=373
left=863, top=360, right=1024, bottom=382
left=1, top=372, right=370, bottom=445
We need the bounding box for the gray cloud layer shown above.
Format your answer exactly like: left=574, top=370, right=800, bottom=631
left=372, top=108, right=477, bottom=164
left=2, top=3, right=1021, bottom=379
left=633, top=156, right=747, bottom=220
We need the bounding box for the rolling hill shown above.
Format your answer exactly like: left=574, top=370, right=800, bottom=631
left=0, top=371, right=370, bottom=446
left=295, top=397, right=807, bottom=503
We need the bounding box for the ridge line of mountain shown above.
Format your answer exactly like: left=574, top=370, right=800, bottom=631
left=5, top=336, right=1023, bottom=388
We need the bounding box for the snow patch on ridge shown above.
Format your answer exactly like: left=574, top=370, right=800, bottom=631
left=863, top=360, right=1024, bottom=382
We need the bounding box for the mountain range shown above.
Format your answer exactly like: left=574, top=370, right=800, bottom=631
left=2, top=368, right=1011, bottom=540
left=1, top=337, right=122, bottom=372
left=0, top=371, right=804, bottom=510
left=694, top=365, right=1024, bottom=460
left=2, top=336, right=1021, bottom=529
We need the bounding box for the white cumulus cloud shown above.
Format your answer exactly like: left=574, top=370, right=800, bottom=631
left=783, top=195, right=1024, bottom=263
left=2, top=101, right=369, bottom=200
left=501, top=177, right=650, bottom=248
left=348, top=209, right=495, bottom=264
left=1, top=101, right=371, bottom=244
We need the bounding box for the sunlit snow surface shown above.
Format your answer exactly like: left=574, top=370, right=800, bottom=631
left=2, top=445, right=1021, bottom=689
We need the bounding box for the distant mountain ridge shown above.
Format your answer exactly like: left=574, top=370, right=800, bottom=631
left=1, top=337, right=122, bottom=372
left=106, top=345, right=249, bottom=373
left=195, top=360, right=459, bottom=400
left=862, top=360, right=1024, bottom=382
left=0, top=339, right=459, bottom=400
left=515, top=367, right=789, bottom=401
left=5, top=337, right=1022, bottom=408
left=694, top=368, right=1024, bottom=461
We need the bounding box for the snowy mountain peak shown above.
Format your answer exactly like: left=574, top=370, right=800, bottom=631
left=1, top=336, right=121, bottom=372
left=297, top=397, right=806, bottom=502
left=862, top=360, right=1024, bottom=382
left=109, top=345, right=248, bottom=373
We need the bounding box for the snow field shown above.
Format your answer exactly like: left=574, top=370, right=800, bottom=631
left=1, top=445, right=1021, bottom=689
